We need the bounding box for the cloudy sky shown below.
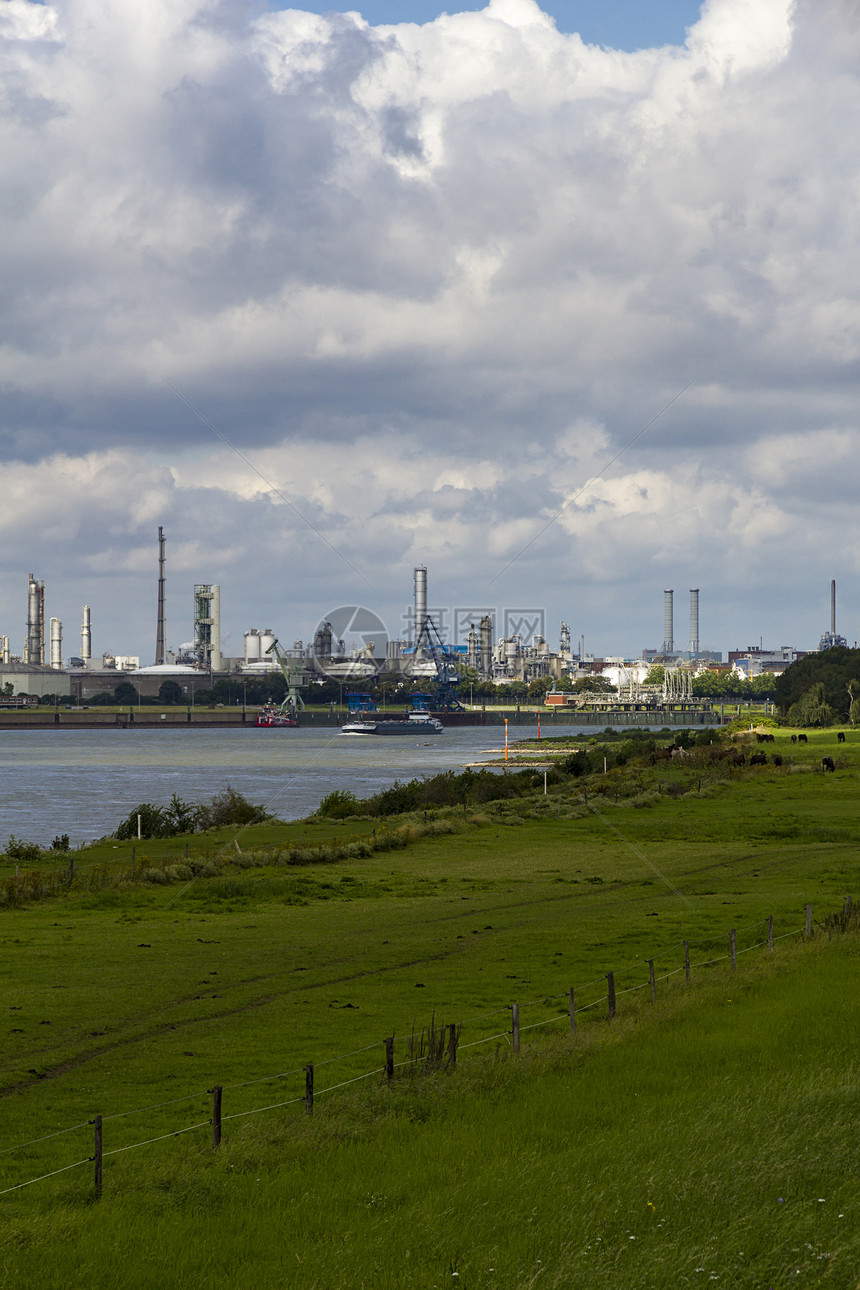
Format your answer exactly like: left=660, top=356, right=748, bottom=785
left=1, top=0, right=858, bottom=665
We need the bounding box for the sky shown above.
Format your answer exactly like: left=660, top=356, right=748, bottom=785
left=1, top=0, right=859, bottom=665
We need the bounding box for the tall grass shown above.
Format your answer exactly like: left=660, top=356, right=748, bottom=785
left=1, top=935, right=858, bottom=1288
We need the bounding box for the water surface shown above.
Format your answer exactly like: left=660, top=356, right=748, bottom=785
left=0, top=725, right=594, bottom=845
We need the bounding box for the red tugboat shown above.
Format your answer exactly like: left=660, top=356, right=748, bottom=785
left=255, top=704, right=300, bottom=728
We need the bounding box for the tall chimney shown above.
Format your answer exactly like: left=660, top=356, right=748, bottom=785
left=831, top=579, right=837, bottom=637
left=155, top=527, right=166, bottom=665
left=690, top=588, right=700, bottom=655
left=414, top=565, right=428, bottom=656
left=81, top=605, right=91, bottom=664
left=50, top=617, right=63, bottom=670
left=663, top=589, right=674, bottom=654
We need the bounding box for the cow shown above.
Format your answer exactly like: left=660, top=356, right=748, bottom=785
left=822, top=756, right=835, bottom=773
left=749, top=752, right=768, bottom=766
left=798, top=733, right=808, bottom=744
left=729, top=752, right=746, bottom=767
left=772, top=754, right=783, bottom=767
left=790, top=735, right=797, bottom=744
left=838, top=732, right=846, bottom=743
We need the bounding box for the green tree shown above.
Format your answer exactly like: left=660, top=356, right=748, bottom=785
left=114, top=680, right=139, bottom=705
left=847, top=679, right=860, bottom=727
left=774, top=648, right=860, bottom=720
left=786, top=683, right=837, bottom=728
left=643, top=664, right=664, bottom=686
left=571, top=676, right=617, bottom=694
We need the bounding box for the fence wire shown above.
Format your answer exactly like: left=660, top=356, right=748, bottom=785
left=0, top=914, right=822, bottom=1199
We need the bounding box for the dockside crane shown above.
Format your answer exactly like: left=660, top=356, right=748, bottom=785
left=264, top=638, right=311, bottom=716
left=413, top=615, right=464, bottom=711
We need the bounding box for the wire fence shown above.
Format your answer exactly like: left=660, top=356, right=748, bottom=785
left=0, top=898, right=849, bottom=1202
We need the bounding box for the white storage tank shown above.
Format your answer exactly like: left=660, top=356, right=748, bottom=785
left=244, top=629, right=262, bottom=663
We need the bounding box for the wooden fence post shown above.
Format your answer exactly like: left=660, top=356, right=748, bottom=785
left=844, top=896, right=853, bottom=920
left=648, top=959, right=656, bottom=1002
left=684, top=941, right=690, bottom=982
left=305, top=1063, right=314, bottom=1115
left=805, top=904, right=813, bottom=940
left=447, top=1023, right=458, bottom=1070
left=93, top=1115, right=103, bottom=1198
left=768, top=914, right=773, bottom=952
left=606, top=972, right=616, bottom=1020
left=511, top=1003, right=520, bottom=1054
left=569, top=987, right=576, bottom=1034
left=211, top=1085, right=222, bottom=1149
left=730, top=929, right=737, bottom=970
left=131, top=846, right=135, bottom=878
left=68, top=856, right=74, bottom=886
left=385, top=1037, right=394, bottom=1085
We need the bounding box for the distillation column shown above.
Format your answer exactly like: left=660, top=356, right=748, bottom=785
left=27, top=575, right=43, bottom=665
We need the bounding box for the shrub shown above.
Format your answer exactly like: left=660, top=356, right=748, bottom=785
left=4, top=836, right=45, bottom=865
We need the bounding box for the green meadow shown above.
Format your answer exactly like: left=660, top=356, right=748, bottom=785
left=0, top=726, right=859, bottom=1287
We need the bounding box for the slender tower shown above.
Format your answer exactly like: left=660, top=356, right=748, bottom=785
left=50, top=618, right=63, bottom=670
left=81, top=605, right=91, bottom=664
left=831, top=579, right=837, bottom=637
left=414, top=565, right=428, bottom=656
left=155, top=527, right=166, bottom=665
left=27, top=574, right=43, bottom=665
left=663, top=589, right=674, bottom=654
left=690, top=588, right=700, bottom=656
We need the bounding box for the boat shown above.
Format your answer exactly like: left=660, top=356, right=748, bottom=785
left=341, top=711, right=443, bottom=735
left=255, top=704, right=300, bottom=728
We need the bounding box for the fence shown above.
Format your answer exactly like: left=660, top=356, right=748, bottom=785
left=0, top=898, right=853, bottom=1202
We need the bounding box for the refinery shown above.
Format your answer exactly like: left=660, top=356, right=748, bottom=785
left=0, top=530, right=848, bottom=710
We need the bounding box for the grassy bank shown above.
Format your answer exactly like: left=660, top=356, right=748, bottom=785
left=0, top=726, right=859, bottom=1284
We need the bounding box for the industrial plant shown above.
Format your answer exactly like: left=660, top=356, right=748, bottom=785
left=0, top=529, right=849, bottom=706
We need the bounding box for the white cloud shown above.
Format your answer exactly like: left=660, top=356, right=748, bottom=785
left=1, top=0, right=860, bottom=656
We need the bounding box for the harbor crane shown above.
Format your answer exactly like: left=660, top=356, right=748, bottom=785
left=264, top=638, right=310, bottom=717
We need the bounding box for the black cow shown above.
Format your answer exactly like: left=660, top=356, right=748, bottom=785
left=822, top=756, right=835, bottom=772
left=749, top=752, right=768, bottom=766
left=790, top=735, right=797, bottom=744
left=838, top=732, right=846, bottom=743
left=798, top=733, right=808, bottom=744
left=772, top=754, right=783, bottom=767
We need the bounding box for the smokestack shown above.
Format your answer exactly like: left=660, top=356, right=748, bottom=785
left=690, top=588, right=700, bottom=655
left=155, top=527, right=166, bottom=665
left=50, top=617, right=63, bottom=670
left=663, top=589, right=674, bottom=654
left=81, top=605, right=91, bottom=664
left=0, top=636, right=8, bottom=665
left=831, top=579, right=837, bottom=637
left=414, top=565, right=428, bottom=655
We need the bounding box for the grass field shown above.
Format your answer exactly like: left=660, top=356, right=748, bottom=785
left=0, top=726, right=858, bottom=1286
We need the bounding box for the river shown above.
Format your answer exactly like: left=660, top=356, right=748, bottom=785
left=0, top=724, right=600, bottom=846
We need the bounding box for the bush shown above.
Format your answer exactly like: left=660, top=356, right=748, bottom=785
left=317, top=790, right=361, bottom=819
left=4, top=836, right=45, bottom=865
